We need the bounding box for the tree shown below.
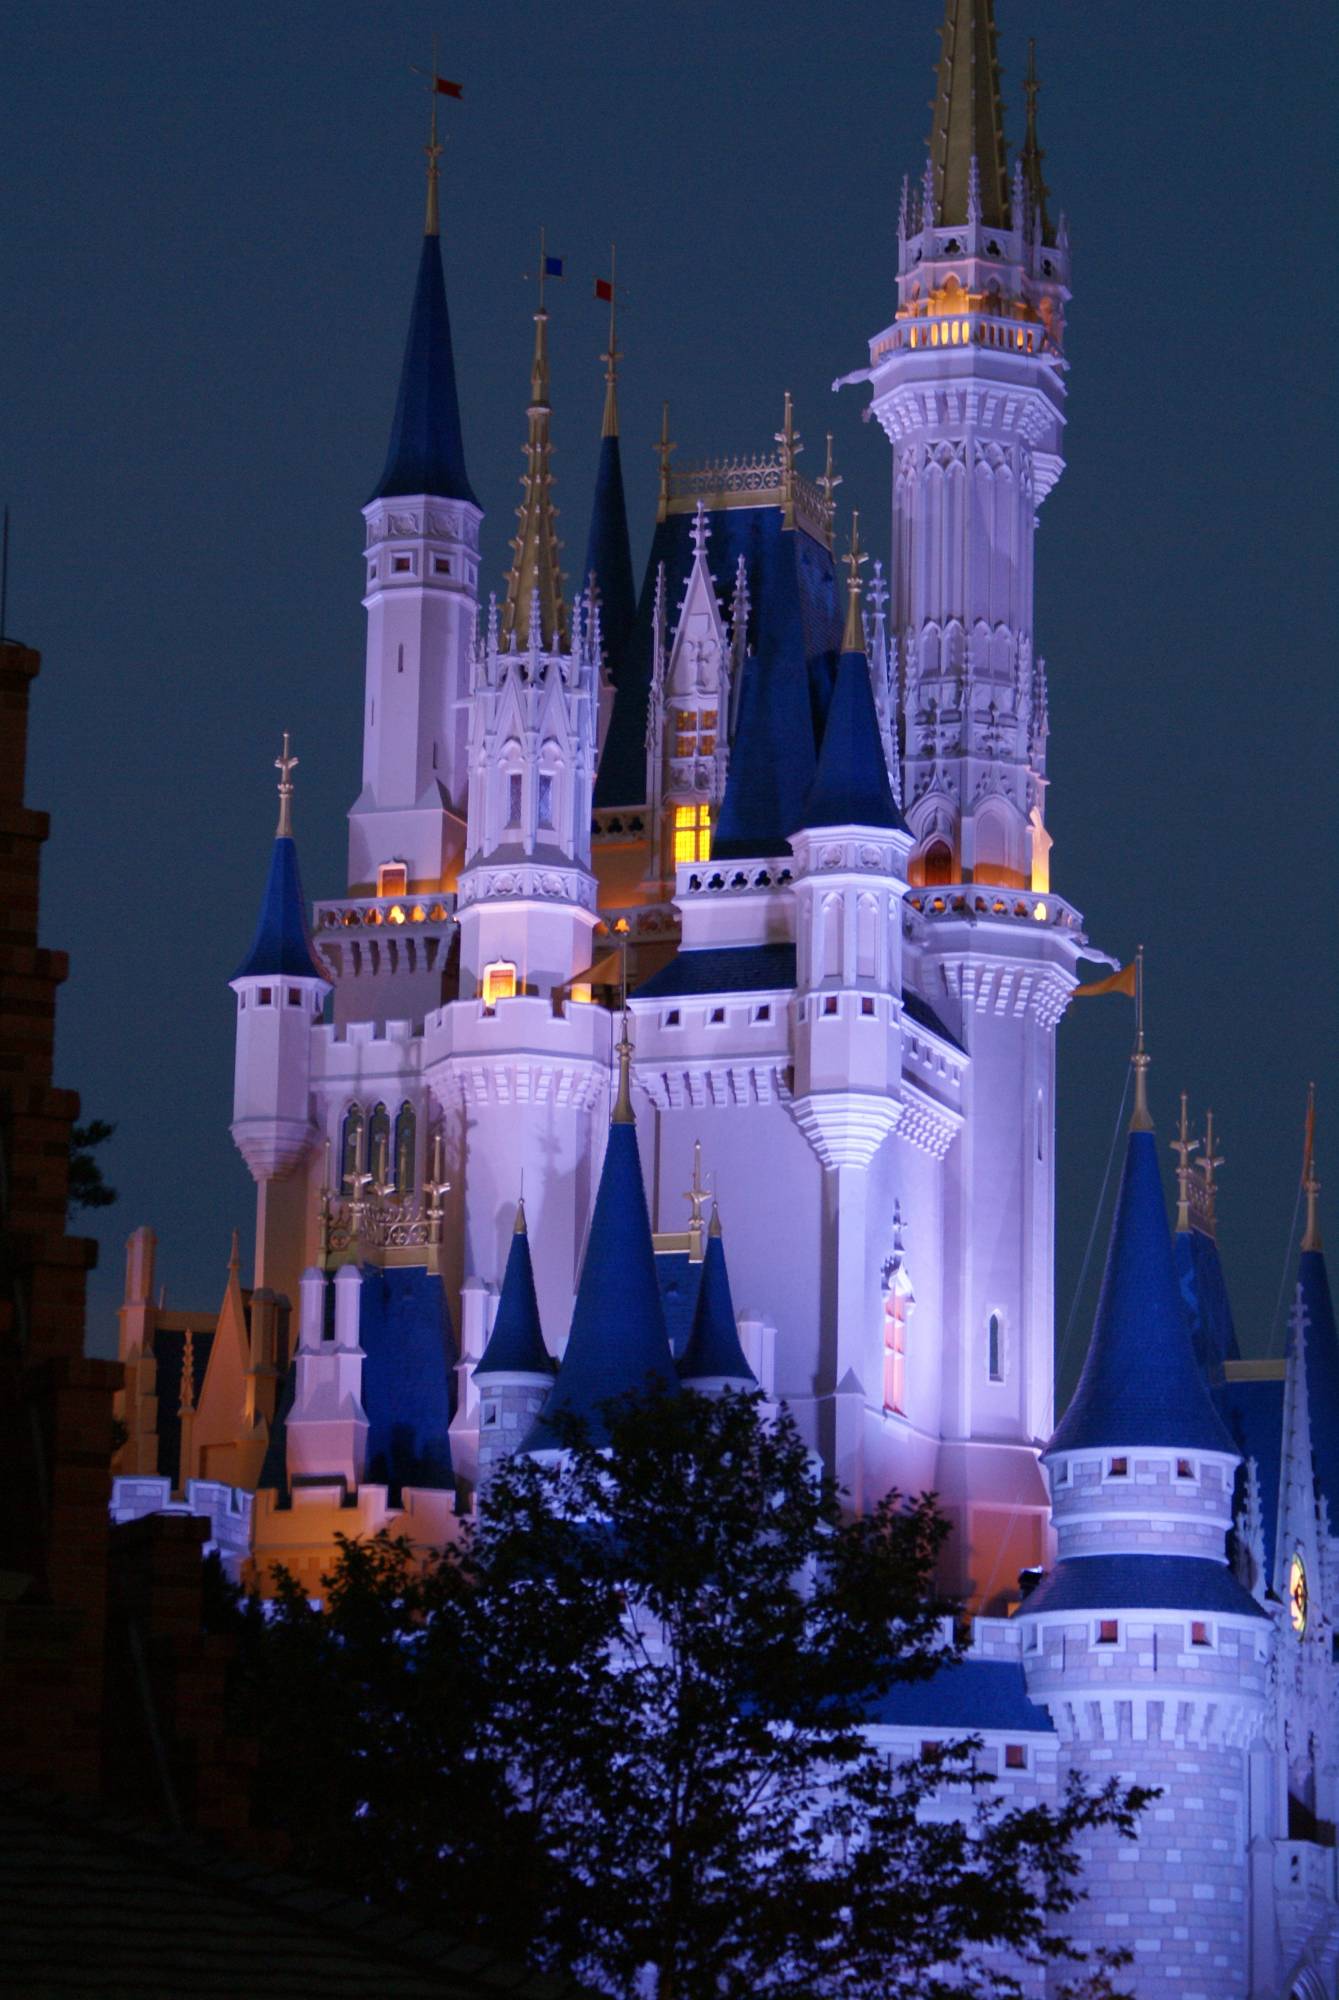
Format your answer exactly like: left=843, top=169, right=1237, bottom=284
left=225, top=1389, right=1149, bottom=1998
left=68, top=1118, right=116, bottom=1214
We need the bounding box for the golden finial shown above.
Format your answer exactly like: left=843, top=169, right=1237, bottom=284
left=500, top=229, right=567, bottom=653
left=600, top=244, right=620, bottom=441
left=1302, top=1083, right=1322, bottom=1253
left=612, top=1010, right=635, bottom=1125
left=1129, top=945, right=1153, bottom=1132
left=774, top=391, right=802, bottom=529
left=816, top=432, right=841, bottom=548
left=514, top=1193, right=528, bottom=1237
left=841, top=511, right=868, bottom=654
left=708, top=1199, right=722, bottom=1241
left=275, top=732, right=298, bottom=837
left=1195, top=1108, right=1224, bottom=1233
left=424, top=1131, right=451, bottom=1264
left=1171, top=1091, right=1199, bottom=1233
left=684, top=1139, right=708, bottom=1254
left=654, top=401, right=675, bottom=523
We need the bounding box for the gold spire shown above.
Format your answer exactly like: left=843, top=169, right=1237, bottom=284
left=1129, top=945, right=1153, bottom=1132
left=1171, top=1091, right=1199, bottom=1233
left=816, top=432, right=841, bottom=543
left=1019, top=38, right=1052, bottom=242
left=928, top=0, right=1010, bottom=230
left=774, top=391, right=802, bottom=531
left=501, top=229, right=568, bottom=653
left=275, top=732, right=298, bottom=837
left=841, top=511, right=868, bottom=654
left=514, top=1194, right=528, bottom=1237
left=1302, top=1083, right=1322, bottom=1253
left=612, top=1010, right=635, bottom=1125
left=600, top=244, right=620, bottom=441
left=654, top=401, right=675, bottom=523
left=1195, top=1109, right=1223, bottom=1235
left=708, top=1199, right=722, bottom=1241
left=684, top=1139, right=708, bottom=1256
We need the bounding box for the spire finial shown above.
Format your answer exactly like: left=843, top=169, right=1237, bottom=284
left=1019, top=36, right=1052, bottom=244
left=1302, top=1083, right=1322, bottom=1253
left=501, top=230, right=567, bottom=654
left=654, top=401, right=675, bottom=522
left=423, top=37, right=442, bottom=237
left=612, top=1010, right=635, bottom=1125
left=599, top=244, right=620, bottom=440
left=816, top=432, right=841, bottom=548
left=708, top=1197, right=722, bottom=1241
left=1171, top=1091, right=1199, bottom=1233
left=1195, top=1109, right=1224, bottom=1235
left=690, top=498, right=710, bottom=561
left=684, top=1139, right=708, bottom=1253
left=229, top=1227, right=241, bottom=1277
left=928, top=0, right=1010, bottom=230
left=275, top=731, right=298, bottom=837
left=514, top=1192, right=528, bottom=1236
left=841, top=511, right=868, bottom=654
left=774, top=391, right=802, bottom=529
left=1129, top=945, right=1153, bottom=1132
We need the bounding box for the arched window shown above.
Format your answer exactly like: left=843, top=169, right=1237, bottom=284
left=394, top=1101, right=416, bottom=1194
left=922, top=840, right=954, bottom=886
left=482, top=960, right=517, bottom=1009
left=988, top=1312, right=1003, bottom=1382
left=973, top=808, right=1013, bottom=887
left=883, top=1293, right=907, bottom=1414
left=339, top=1103, right=365, bottom=1194
left=856, top=894, right=879, bottom=981
left=368, top=1102, right=391, bottom=1188
left=820, top=895, right=843, bottom=983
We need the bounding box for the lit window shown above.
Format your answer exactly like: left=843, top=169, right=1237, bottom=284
left=378, top=862, right=408, bottom=898
left=483, top=961, right=517, bottom=1009
left=883, top=1291, right=907, bottom=1415
left=1097, top=1619, right=1118, bottom=1645
left=537, top=773, right=555, bottom=830
left=824, top=995, right=839, bottom=1016
left=507, top=773, right=523, bottom=827
left=673, top=802, right=711, bottom=864
left=988, top=1312, right=1003, bottom=1382
left=1108, top=1457, right=1128, bottom=1478
left=387, top=904, right=405, bottom=925
left=1190, top=1621, right=1210, bottom=1648
left=1004, top=1744, right=1027, bottom=1770
left=861, top=996, right=876, bottom=1017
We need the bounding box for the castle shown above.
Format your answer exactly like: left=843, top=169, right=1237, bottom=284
left=107, top=3, right=1339, bottom=1992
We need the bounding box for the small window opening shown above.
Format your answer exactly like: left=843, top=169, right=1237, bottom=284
left=433, top=556, right=450, bottom=575
left=287, top=988, right=302, bottom=1007
left=754, top=1004, right=771, bottom=1023
left=507, top=773, right=523, bottom=827
left=537, top=773, right=555, bottom=830
left=988, top=1312, right=1003, bottom=1382
left=392, top=554, right=412, bottom=575
left=257, top=986, right=273, bottom=1006
left=1097, top=1620, right=1119, bottom=1645
left=1108, top=1457, right=1128, bottom=1478
left=665, top=1009, right=681, bottom=1027
left=710, top=1007, right=725, bottom=1025
left=823, top=995, right=839, bottom=1016
left=378, top=862, right=408, bottom=898
left=1004, top=1744, right=1027, bottom=1770
left=861, top=996, right=876, bottom=1017
left=1176, top=1458, right=1194, bottom=1480
left=482, top=961, right=517, bottom=1009
left=397, top=643, right=404, bottom=673
left=1190, top=1621, right=1211, bottom=1648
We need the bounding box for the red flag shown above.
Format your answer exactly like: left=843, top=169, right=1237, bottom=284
left=434, top=76, right=463, bottom=98
left=594, top=278, right=614, bottom=302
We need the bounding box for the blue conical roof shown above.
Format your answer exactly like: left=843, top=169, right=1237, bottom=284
left=525, top=1123, right=677, bottom=1451
left=231, top=836, right=328, bottom=984
left=677, top=1225, right=755, bottom=1386
left=1047, top=1129, right=1236, bottom=1457
left=583, top=434, right=636, bottom=682
left=1174, top=1226, right=1240, bottom=1375
left=794, top=647, right=904, bottom=834
left=1296, top=1248, right=1339, bottom=1518
left=371, top=233, right=477, bottom=507
left=477, top=1212, right=553, bottom=1379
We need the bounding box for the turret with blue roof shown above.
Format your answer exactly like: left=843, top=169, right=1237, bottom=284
left=582, top=257, right=636, bottom=693
left=677, top=1204, right=756, bottom=1393
left=475, top=1198, right=556, bottom=1483
left=231, top=734, right=329, bottom=988
left=524, top=1019, right=677, bottom=1453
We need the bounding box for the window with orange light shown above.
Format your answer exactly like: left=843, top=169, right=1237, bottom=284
left=673, top=802, right=711, bottom=864
left=883, top=1292, right=907, bottom=1415
left=377, top=861, right=408, bottom=897
left=482, top=961, right=517, bottom=1009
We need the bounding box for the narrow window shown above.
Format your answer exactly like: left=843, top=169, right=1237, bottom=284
left=883, top=1291, right=908, bottom=1415
left=1097, top=1619, right=1118, bottom=1645
left=1176, top=1458, right=1194, bottom=1480
left=673, top=802, right=711, bottom=864
left=482, top=961, right=517, bottom=1009
left=367, top=563, right=377, bottom=583
left=988, top=1312, right=1003, bottom=1382
left=861, top=996, right=876, bottom=1017
left=823, top=995, right=839, bottom=1017
left=368, top=1102, right=391, bottom=1188
left=507, top=773, right=523, bottom=827
left=287, top=988, right=302, bottom=1007
left=1190, top=1622, right=1210, bottom=1648
left=397, top=643, right=404, bottom=673
left=258, top=986, right=272, bottom=1006
left=377, top=862, right=408, bottom=898
left=340, top=1103, right=365, bottom=1194
left=394, top=1101, right=416, bottom=1195
left=482, top=1401, right=499, bottom=1429
left=921, top=839, right=954, bottom=886
left=1004, top=1744, right=1027, bottom=1770
left=537, top=773, right=555, bottom=829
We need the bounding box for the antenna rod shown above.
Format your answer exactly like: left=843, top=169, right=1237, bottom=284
left=1, top=505, right=9, bottom=641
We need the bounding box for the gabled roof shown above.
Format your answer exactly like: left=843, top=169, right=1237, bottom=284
left=370, top=233, right=477, bottom=507
left=1047, top=1129, right=1237, bottom=1458
left=677, top=1224, right=755, bottom=1387
left=595, top=503, right=839, bottom=840
left=1175, top=1225, right=1241, bottom=1376
left=1016, top=1553, right=1268, bottom=1621
left=359, top=1266, right=456, bottom=1501
left=794, top=645, right=905, bottom=835
left=231, top=836, right=328, bottom=985
left=1296, top=1248, right=1339, bottom=1519
left=477, top=1209, right=554, bottom=1379
left=583, top=433, right=636, bottom=685
left=525, top=1124, right=677, bottom=1452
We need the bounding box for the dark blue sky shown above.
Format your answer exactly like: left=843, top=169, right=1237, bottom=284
left=5, top=1, right=1335, bottom=1376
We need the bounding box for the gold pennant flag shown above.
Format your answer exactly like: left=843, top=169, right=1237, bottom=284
left=1072, top=962, right=1137, bottom=1000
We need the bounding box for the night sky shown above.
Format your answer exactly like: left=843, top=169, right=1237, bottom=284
left=6, top=1, right=1336, bottom=1386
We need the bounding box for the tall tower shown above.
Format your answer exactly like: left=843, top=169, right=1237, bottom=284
left=347, top=108, right=482, bottom=901
left=842, top=0, right=1087, bottom=1599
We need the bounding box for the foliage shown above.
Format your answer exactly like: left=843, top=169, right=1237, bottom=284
left=68, top=1118, right=117, bottom=1213
left=224, top=1388, right=1151, bottom=1998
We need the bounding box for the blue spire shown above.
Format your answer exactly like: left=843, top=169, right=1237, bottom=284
left=794, top=645, right=904, bottom=834
left=1296, top=1249, right=1339, bottom=1518
left=525, top=1049, right=677, bottom=1450
left=477, top=1203, right=553, bottom=1379
left=1174, top=1229, right=1240, bottom=1375
left=584, top=433, right=636, bottom=680
left=1047, top=1125, right=1236, bottom=1457
left=231, top=835, right=327, bottom=984
left=371, top=231, right=478, bottom=507
left=677, top=1213, right=756, bottom=1387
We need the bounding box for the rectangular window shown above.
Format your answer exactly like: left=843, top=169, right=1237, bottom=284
left=673, top=802, right=711, bottom=864
left=823, top=995, right=839, bottom=1016
left=258, top=986, right=273, bottom=1006
left=883, top=1295, right=907, bottom=1416
left=861, top=996, right=876, bottom=1017
left=287, top=988, right=302, bottom=1007
left=1176, top=1458, right=1194, bottom=1480
left=537, top=773, right=555, bottom=829
left=665, top=1009, right=681, bottom=1028
left=1108, top=1457, right=1128, bottom=1478
left=433, top=556, right=450, bottom=575
left=377, top=862, right=408, bottom=898
left=988, top=1313, right=1003, bottom=1382
left=1097, top=1619, right=1119, bottom=1645
left=482, top=961, right=517, bottom=1009
left=482, top=1401, right=498, bottom=1429
left=754, top=1004, right=771, bottom=1023
left=391, top=553, right=412, bottom=574
left=1190, top=1621, right=1211, bottom=1647
left=507, top=773, right=523, bottom=827
left=1004, top=1744, right=1027, bottom=1770
left=709, top=1006, right=725, bottom=1025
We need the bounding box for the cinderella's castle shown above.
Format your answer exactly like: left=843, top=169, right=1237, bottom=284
left=108, top=2, right=1338, bottom=1991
